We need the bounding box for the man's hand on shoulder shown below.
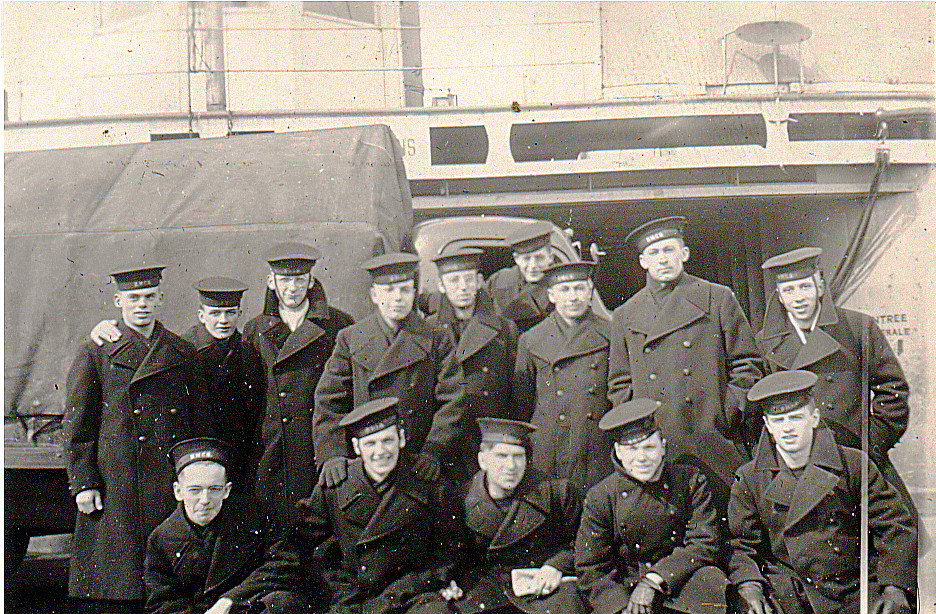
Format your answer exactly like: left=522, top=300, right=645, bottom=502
left=871, top=586, right=911, bottom=614
left=737, top=581, right=773, bottom=614
left=89, top=320, right=121, bottom=346
left=75, top=489, right=103, bottom=514
left=319, top=457, right=349, bottom=487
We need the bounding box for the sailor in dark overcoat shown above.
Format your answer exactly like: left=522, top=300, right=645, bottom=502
left=314, top=253, right=465, bottom=487
left=179, top=278, right=265, bottom=485
left=426, top=249, right=519, bottom=479
left=243, top=398, right=467, bottom=614
left=575, top=400, right=726, bottom=614
left=144, top=438, right=273, bottom=614
left=756, top=248, right=914, bottom=514
left=457, top=418, right=585, bottom=614
left=486, top=222, right=556, bottom=333
left=607, top=217, right=762, bottom=506
left=515, top=262, right=613, bottom=492
left=728, top=371, right=916, bottom=614
left=242, top=243, right=354, bottom=531
left=64, top=265, right=197, bottom=604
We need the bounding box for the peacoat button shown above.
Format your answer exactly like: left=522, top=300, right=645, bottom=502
left=138, top=436, right=146, bottom=442
left=590, top=362, right=599, bottom=369
left=587, top=386, right=596, bottom=394
left=826, top=375, right=834, bottom=382
left=553, top=365, right=561, bottom=372
left=361, top=565, right=367, bottom=571
left=682, top=368, right=691, bottom=376
left=482, top=391, right=489, bottom=397
left=482, top=366, right=490, bottom=373
left=169, top=408, right=177, bottom=414
left=558, top=414, right=567, bottom=421
left=649, top=373, right=657, bottom=381
left=644, top=347, right=651, bottom=354
left=279, top=392, right=287, bottom=398
left=683, top=340, right=691, bottom=348
left=133, top=409, right=141, bottom=415
left=685, top=397, right=692, bottom=404
left=556, top=390, right=564, bottom=397
left=282, top=417, right=289, bottom=423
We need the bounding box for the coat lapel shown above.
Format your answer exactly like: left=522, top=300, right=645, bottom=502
left=275, top=318, right=326, bottom=365
left=204, top=508, right=263, bottom=593
left=645, top=276, right=709, bottom=345
left=456, top=312, right=502, bottom=363
left=130, top=323, right=188, bottom=385
left=526, top=316, right=566, bottom=364
left=464, top=472, right=508, bottom=540
left=489, top=474, right=550, bottom=550
left=357, top=468, right=431, bottom=545
left=782, top=428, right=844, bottom=532
left=369, top=316, right=431, bottom=383
left=790, top=328, right=845, bottom=370
left=108, top=329, right=146, bottom=372
left=555, top=313, right=609, bottom=362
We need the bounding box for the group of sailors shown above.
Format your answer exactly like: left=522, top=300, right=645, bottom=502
left=62, top=216, right=918, bottom=614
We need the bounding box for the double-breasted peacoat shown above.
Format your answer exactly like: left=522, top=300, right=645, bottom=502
left=755, top=293, right=911, bottom=505
left=144, top=498, right=268, bottom=614
left=64, top=320, right=197, bottom=600
left=427, top=290, right=518, bottom=476
left=575, top=460, right=725, bottom=614
left=486, top=266, right=553, bottom=334
left=727, top=426, right=917, bottom=614
left=183, top=325, right=265, bottom=484
left=607, top=273, right=763, bottom=501
left=313, top=311, right=465, bottom=465
left=515, top=310, right=613, bottom=492
left=457, top=469, right=584, bottom=614
left=242, top=457, right=466, bottom=614
left=243, top=282, right=354, bottom=530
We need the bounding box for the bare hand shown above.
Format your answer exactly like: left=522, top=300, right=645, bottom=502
left=76, top=489, right=103, bottom=514
left=89, top=320, right=121, bottom=346
left=537, top=565, right=562, bottom=596
left=440, top=580, right=463, bottom=601
left=204, top=597, right=234, bottom=614
left=319, top=457, right=349, bottom=487
left=626, top=579, right=657, bottom=614
left=871, top=586, right=911, bottom=614
left=737, top=581, right=773, bottom=614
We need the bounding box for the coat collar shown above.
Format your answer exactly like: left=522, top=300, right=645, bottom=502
left=437, top=290, right=506, bottom=363
left=338, top=458, right=434, bottom=546
left=464, top=469, right=552, bottom=550
left=109, top=321, right=190, bottom=384
left=349, top=313, right=434, bottom=381
left=261, top=279, right=332, bottom=319
left=185, top=324, right=241, bottom=353
left=273, top=317, right=326, bottom=365
left=757, top=294, right=853, bottom=369
left=502, top=282, right=551, bottom=322
left=751, top=426, right=845, bottom=532
left=627, top=274, right=711, bottom=344
left=526, top=311, right=610, bottom=363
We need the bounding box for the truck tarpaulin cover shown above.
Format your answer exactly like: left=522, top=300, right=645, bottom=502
left=5, top=124, right=413, bottom=418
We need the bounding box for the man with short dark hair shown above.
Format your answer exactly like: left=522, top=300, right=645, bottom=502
left=243, top=397, right=466, bottom=614
left=515, top=261, right=613, bottom=491
left=486, top=222, right=556, bottom=333
left=575, top=399, right=726, bottom=614
left=458, top=418, right=584, bottom=614
left=427, top=248, right=518, bottom=478
left=314, top=253, right=465, bottom=487
left=65, top=264, right=197, bottom=611
left=728, top=370, right=915, bottom=614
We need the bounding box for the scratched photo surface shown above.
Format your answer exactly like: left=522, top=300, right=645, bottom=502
left=4, top=2, right=934, bottom=613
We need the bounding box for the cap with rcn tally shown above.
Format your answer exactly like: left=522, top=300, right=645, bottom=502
left=168, top=437, right=234, bottom=476
left=339, top=397, right=400, bottom=438
left=477, top=417, right=537, bottom=449
left=505, top=221, right=553, bottom=254
left=747, top=370, right=819, bottom=415
left=111, top=265, right=166, bottom=291
left=542, top=260, right=596, bottom=287
left=193, top=277, right=248, bottom=307
left=625, top=216, right=687, bottom=253
left=432, top=247, right=483, bottom=275
left=599, top=398, right=661, bottom=445
left=761, top=247, right=823, bottom=283
left=265, top=242, right=321, bottom=275
left=362, top=253, right=419, bottom=285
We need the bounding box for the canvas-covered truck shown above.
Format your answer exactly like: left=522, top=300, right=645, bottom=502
left=4, top=124, right=413, bottom=572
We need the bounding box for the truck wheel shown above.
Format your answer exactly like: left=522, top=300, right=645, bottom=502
left=5, top=526, right=30, bottom=574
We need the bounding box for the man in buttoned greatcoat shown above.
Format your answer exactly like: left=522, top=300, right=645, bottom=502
left=486, top=222, right=556, bottom=334
left=515, top=261, right=613, bottom=492
left=426, top=248, right=518, bottom=479
left=575, top=399, right=726, bottom=614
left=64, top=265, right=197, bottom=608
left=243, top=243, right=354, bottom=531
left=457, top=418, right=584, bottom=614
left=314, top=253, right=465, bottom=487
left=607, top=216, right=762, bottom=507
left=241, top=398, right=467, bottom=614
left=756, top=247, right=916, bottom=520
left=728, top=371, right=915, bottom=614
